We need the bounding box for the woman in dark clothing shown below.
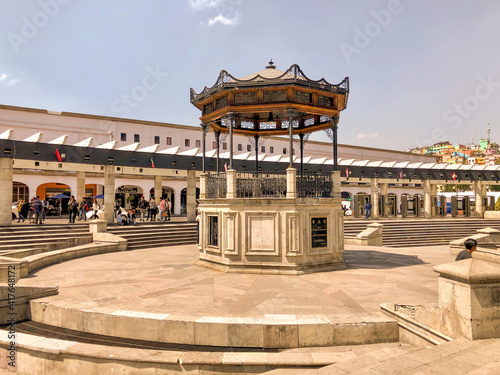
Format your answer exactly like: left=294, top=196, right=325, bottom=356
left=20, top=202, right=30, bottom=222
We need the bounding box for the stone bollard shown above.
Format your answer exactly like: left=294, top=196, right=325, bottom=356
left=356, top=223, right=383, bottom=246
left=433, top=259, right=500, bottom=340
left=89, top=219, right=107, bottom=233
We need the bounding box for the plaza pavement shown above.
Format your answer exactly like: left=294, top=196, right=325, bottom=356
left=18, top=243, right=452, bottom=321
left=12, top=243, right=500, bottom=373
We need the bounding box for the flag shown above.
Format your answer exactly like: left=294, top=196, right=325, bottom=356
left=345, top=168, right=349, bottom=177
left=223, top=162, right=228, bottom=172
left=55, top=149, right=62, bottom=162
left=399, top=171, right=403, bottom=179
left=151, top=157, right=155, bottom=168
left=452, top=172, right=457, bottom=181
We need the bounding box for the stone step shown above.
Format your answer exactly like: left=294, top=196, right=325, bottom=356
left=127, top=239, right=197, bottom=250
left=0, top=247, right=43, bottom=258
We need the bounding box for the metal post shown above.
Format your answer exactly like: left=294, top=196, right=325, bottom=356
left=229, top=113, right=234, bottom=170
left=333, top=122, right=338, bottom=171
left=299, top=133, right=304, bottom=177
left=254, top=134, right=259, bottom=173
left=288, top=110, right=294, bottom=169
left=215, top=131, right=220, bottom=173
left=201, top=123, right=207, bottom=173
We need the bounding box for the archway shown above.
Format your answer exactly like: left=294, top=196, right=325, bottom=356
left=149, top=186, right=175, bottom=212
left=13, top=182, right=29, bottom=203
left=37, top=182, right=71, bottom=213
left=116, top=185, right=143, bottom=209
left=180, top=187, right=200, bottom=215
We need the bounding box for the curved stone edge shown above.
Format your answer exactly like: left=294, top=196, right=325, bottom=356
left=28, top=301, right=398, bottom=349
left=0, top=331, right=337, bottom=374
left=0, top=235, right=127, bottom=283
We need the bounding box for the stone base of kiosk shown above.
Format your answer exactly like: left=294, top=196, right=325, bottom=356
left=198, top=197, right=345, bottom=274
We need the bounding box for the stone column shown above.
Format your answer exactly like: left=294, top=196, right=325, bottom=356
left=199, top=173, right=207, bottom=199
left=370, top=178, right=379, bottom=219
left=380, top=183, right=388, bottom=217
left=423, top=179, right=432, bottom=219
left=103, top=165, right=115, bottom=224
left=187, top=170, right=196, bottom=221
left=286, top=168, right=297, bottom=198
left=227, top=169, right=237, bottom=199
left=76, top=171, right=85, bottom=201
left=154, top=175, right=162, bottom=201
left=331, top=171, right=341, bottom=199
left=434, top=259, right=500, bottom=340
left=475, top=180, right=484, bottom=218
left=0, top=158, right=13, bottom=226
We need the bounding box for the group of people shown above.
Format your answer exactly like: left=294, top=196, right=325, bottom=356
left=114, top=196, right=172, bottom=226
left=15, top=196, right=47, bottom=225
left=136, top=196, right=172, bottom=222
left=67, top=196, right=101, bottom=223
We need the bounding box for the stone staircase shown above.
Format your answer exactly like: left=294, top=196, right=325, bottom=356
left=344, top=218, right=500, bottom=247
left=0, top=224, right=92, bottom=258
left=107, top=222, right=197, bottom=250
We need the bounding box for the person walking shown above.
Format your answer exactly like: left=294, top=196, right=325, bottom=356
left=159, top=198, right=166, bottom=222
left=79, top=198, right=88, bottom=221
left=17, top=199, right=26, bottom=223
left=68, top=196, right=78, bottom=223
left=149, top=198, right=157, bottom=221
left=166, top=198, right=171, bottom=221
left=138, top=195, right=148, bottom=221
left=365, top=201, right=372, bottom=219
left=91, top=199, right=101, bottom=219
left=33, top=196, right=43, bottom=225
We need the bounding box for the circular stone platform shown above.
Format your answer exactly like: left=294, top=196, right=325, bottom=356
left=19, top=244, right=455, bottom=348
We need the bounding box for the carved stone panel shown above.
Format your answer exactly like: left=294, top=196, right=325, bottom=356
left=223, top=212, right=238, bottom=255
left=245, top=212, right=279, bottom=256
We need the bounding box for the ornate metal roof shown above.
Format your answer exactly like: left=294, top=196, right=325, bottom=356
left=190, top=62, right=349, bottom=105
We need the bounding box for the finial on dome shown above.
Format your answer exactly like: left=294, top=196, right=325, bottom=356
left=265, top=59, right=276, bottom=69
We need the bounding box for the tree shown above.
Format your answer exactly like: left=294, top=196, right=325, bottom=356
left=489, top=185, right=500, bottom=192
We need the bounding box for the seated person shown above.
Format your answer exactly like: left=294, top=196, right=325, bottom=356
left=116, top=207, right=129, bottom=225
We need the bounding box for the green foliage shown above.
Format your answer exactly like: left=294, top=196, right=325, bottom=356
left=489, top=185, right=500, bottom=192
left=495, top=197, right=500, bottom=211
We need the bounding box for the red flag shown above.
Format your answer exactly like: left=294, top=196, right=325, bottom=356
left=345, top=168, right=349, bottom=177
left=151, top=157, right=155, bottom=168
left=399, top=171, right=403, bottom=179
left=452, top=172, right=457, bottom=181
left=55, top=149, right=62, bottom=162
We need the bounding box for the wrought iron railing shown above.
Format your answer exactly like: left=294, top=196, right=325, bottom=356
left=236, top=172, right=287, bottom=198
left=297, top=172, right=333, bottom=198
left=206, top=173, right=227, bottom=198
left=205, top=171, right=334, bottom=199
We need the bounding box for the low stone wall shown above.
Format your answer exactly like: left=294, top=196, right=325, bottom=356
left=344, top=223, right=383, bottom=246
left=0, top=285, right=58, bottom=324
left=29, top=301, right=398, bottom=349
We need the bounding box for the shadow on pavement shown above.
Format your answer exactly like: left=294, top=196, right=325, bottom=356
left=344, top=249, right=427, bottom=270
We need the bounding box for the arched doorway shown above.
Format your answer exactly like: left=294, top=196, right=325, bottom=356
left=37, top=182, right=71, bottom=213
left=116, top=185, right=143, bottom=209
left=13, top=182, right=29, bottom=202
left=180, top=187, right=200, bottom=215
left=149, top=187, right=175, bottom=212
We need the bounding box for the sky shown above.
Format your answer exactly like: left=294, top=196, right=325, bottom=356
left=1, top=0, right=499, bottom=151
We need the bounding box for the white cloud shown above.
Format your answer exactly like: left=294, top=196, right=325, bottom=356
left=208, top=11, right=239, bottom=26
left=0, top=73, right=19, bottom=86
left=188, top=0, right=241, bottom=26
left=357, top=132, right=379, bottom=139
